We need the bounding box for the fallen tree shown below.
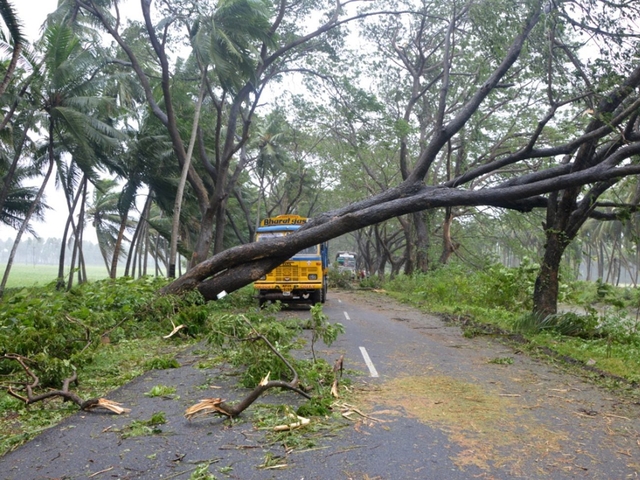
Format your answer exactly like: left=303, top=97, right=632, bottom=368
left=161, top=0, right=640, bottom=313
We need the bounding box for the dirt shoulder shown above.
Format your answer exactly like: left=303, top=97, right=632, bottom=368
left=330, top=290, right=640, bottom=478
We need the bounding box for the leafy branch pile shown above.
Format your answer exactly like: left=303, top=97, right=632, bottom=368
left=0, top=278, right=346, bottom=456
left=0, top=277, right=192, bottom=386
left=185, top=303, right=345, bottom=419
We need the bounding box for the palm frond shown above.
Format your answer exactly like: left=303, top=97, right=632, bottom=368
left=0, top=0, right=25, bottom=46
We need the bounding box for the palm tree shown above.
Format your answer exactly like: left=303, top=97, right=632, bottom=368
left=0, top=147, right=54, bottom=297
left=0, top=0, right=26, bottom=96
left=0, top=113, right=40, bottom=224
left=30, top=23, right=123, bottom=287
left=88, top=178, right=126, bottom=274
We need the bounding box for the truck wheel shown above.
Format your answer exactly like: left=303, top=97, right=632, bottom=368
left=311, top=289, right=322, bottom=304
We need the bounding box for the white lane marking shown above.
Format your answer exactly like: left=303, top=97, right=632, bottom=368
left=359, top=346, right=379, bottom=377
left=338, top=299, right=342, bottom=303
left=344, top=311, right=350, bottom=320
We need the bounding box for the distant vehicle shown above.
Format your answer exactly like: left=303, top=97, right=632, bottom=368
left=335, top=251, right=357, bottom=279
left=253, top=215, right=329, bottom=306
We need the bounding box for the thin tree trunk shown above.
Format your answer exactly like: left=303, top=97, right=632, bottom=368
left=67, top=180, right=88, bottom=290
left=0, top=157, right=55, bottom=297
left=125, top=194, right=152, bottom=277
left=400, top=217, right=413, bottom=275
left=143, top=220, right=149, bottom=276
left=585, top=242, right=592, bottom=281
left=56, top=172, right=86, bottom=289
left=598, top=241, right=605, bottom=280
left=439, top=207, right=458, bottom=265
left=604, top=237, right=618, bottom=284
left=155, top=234, right=161, bottom=277
left=110, top=215, right=128, bottom=279
left=169, top=79, right=206, bottom=277
left=413, top=212, right=430, bottom=273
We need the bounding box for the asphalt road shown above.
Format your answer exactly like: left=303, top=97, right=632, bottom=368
left=1, top=290, right=639, bottom=479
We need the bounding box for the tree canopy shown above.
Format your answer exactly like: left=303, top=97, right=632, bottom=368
left=1, top=0, right=640, bottom=313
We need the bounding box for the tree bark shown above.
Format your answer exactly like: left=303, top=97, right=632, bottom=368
left=532, top=231, right=566, bottom=317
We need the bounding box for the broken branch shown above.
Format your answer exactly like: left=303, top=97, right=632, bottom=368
left=1, top=353, right=130, bottom=414
left=185, top=315, right=311, bottom=419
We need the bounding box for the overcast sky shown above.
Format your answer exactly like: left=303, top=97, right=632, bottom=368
left=0, top=1, right=64, bottom=242
left=16, top=0, right=56, bottom=41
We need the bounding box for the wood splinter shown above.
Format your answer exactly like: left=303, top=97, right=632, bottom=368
left=163, top=320, right=186, bottom=339
left=273, top=413, right=310, bottom=431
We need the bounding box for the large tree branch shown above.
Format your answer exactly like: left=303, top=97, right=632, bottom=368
left=407, top=2, right=544, bottom=182
left=164, top=139, right=640, bottom=299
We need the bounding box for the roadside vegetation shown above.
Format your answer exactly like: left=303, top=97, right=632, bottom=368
left=379, top=262, right=640, bottom=387
left=0, top=277, right=343, bottom=457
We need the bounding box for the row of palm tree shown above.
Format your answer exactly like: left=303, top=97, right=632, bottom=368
left=0, top=0, right=324, bottom=294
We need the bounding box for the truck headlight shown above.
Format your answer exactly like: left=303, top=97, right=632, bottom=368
left=259, top=276, right=266, bottom=280
left=308, top=274, right=317, bottom=280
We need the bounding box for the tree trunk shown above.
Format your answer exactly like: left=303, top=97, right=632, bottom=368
left=597, top=241, right=605, bottom=280
left=188, top=207, right=216, bottom=270
left=213, top=195, right=229, bottom=255
left=67, top=180, right=87, bottom=290
left=169, top=79, right=206, bottom=277
left=400, top=217, right=413, bottom=275
left=0, top=157, right=55, bottom=297
left=532, top=231, right=566, bottom=317
left=110, top=214, right=128, bottom=279
left=413, top=212, right=430, bottom=273
left=56, top=160, right=85, bottom=290
left=439, top=207, right=458, bottom=265
left=125, top=193, right=152, bottom=277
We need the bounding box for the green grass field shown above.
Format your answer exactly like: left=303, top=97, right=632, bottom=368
left=0, top=264, right=110, bottom=288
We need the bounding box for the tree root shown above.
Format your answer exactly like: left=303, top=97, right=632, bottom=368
left=1, top=353, right=130, bottom=414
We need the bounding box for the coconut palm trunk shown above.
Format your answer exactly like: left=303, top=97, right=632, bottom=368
left=0, top=157, right=55, bottom=297
left=168, top=79, right=206, bottom=277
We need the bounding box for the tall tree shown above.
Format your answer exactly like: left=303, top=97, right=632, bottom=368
left=69, top=0, right=377, bottom=271
left=163, top=0, right=640, bottom=302
left=30, top=23, right=122, bottom=287
left=531, top=0, right=640, bottom=316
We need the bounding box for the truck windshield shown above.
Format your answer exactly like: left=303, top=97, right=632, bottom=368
left=256, top=233, right=318, bottom=256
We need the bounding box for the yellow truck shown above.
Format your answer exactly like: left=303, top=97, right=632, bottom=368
left=254, top=215, right=328, bottom=306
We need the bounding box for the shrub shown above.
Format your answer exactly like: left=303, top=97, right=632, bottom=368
left=328, top=268, right=353, bottom=289
left=513, top=312, right=599, bottom=339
